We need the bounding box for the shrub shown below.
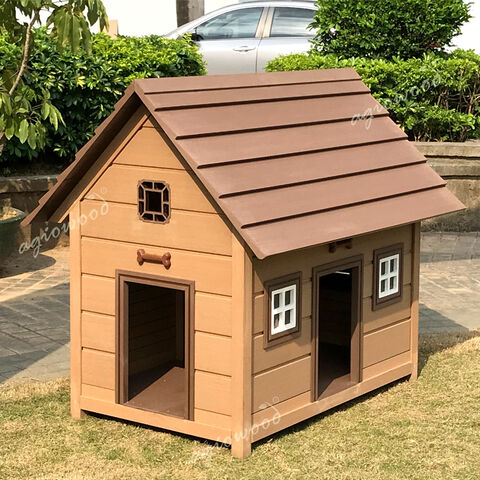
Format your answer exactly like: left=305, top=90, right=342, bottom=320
left=266, top=50, right=480, bottom=142
left=311, top=0, right=471, bottom=59
left=0, top=29, right=205, bottom=171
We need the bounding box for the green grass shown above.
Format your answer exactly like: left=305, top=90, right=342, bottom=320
left=1, top=332, right=479, bottom=480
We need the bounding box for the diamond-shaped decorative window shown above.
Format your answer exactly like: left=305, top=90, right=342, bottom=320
left=138, top=180, right=171, bottom=224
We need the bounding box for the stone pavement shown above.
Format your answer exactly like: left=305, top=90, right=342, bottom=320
left=0, top=233, right=479, bottom=385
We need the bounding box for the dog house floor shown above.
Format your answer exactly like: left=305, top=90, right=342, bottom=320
left=126, top=366, right=185, bottom=418
left=318, top=343, right=355, bottom=399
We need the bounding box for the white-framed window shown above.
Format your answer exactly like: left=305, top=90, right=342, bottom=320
left=271, top=284, right=297, bottom=335
left=373, top=244, right=403, bottom=310
left=378, top=253, right=400, bottom=298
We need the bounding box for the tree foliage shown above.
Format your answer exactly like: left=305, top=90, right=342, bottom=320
left=266, top=50, right=480, bottom=142
left=0, top=30, right=206, bottom=170
left=0, top=0, right=108, bottom=156
left=311, top=0, right=471, bottom=59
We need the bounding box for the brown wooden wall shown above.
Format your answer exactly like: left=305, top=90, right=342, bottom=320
left=251, top=224, right=417, bottom=435
left=75, top=108, right=233, bottom=434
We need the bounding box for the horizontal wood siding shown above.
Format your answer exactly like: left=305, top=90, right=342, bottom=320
left=252, top=224, right=415, bottom=425
left=78, top=123, right=233, bottom=431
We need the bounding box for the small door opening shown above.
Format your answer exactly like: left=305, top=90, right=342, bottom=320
left=117, top=273, right=192, bottom=419
left=314, top=258, right=361, bottom=400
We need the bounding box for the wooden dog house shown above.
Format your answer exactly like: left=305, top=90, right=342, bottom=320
left=24, top=69, right=464, bottom=458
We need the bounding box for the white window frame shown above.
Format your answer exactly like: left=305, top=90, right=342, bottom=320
left=378, top=253, right=400, bottom=298
left=270, top=284, right=297, bottom=335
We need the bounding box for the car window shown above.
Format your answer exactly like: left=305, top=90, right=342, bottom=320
left=269, top=7, right=314, bottom=37
left=196, top=7, right=263, bottom=40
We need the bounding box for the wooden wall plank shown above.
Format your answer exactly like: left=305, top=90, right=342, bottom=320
left=194, top=371, right=231, bottom=416
left=81, top=384, right=115, bottom=403
left=195, top=293, right=232, bottom=336
left=363, top=320, right=411, bottom=368
left=253, top=356, right=311, bottom=413
left=82, top=348, right=115, bottom=389
left=81, top=200, right=232, bottom=256
left=82, top=274, right=115, bottom=316
left=252, top=391, right=311, bottom=428
left=253, top=316, right=311, bottom=374
left=195, top=332, right=232, bottom=376
left=362, top=285, right=412, bottom=333
left=231, top=236, right=253, bottom=458
left=363, top=350, right=411, bottom=380
left=195, top=409, right=231, bottom=431
left=410, top=223, right=421, bottom=380
left=113, top=127, right=186, bottom=170
left=69, top=202, right=83, bottom=418
left=87, top=164, right=215, bottom=213
left=81, top=312, right=115, bottom=353
left=81, top=237, right=232, bottom=296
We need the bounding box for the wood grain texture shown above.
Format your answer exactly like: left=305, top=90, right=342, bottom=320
left=362, top=350, right=411, bottom=380
left=362, top=320, right=411, bottom=368
left=80, top=396, right=230, bottom=442
left=82, top=274, right=115, bottom=315
left=251, top=362, right=412, bottom=442
left=253, top=356, right=311, bottom=413
left=82, top=348, right=115, bottom=389
left=69, top=202, right=83, bottom=418
left=194, top=371, right=232, bottom=416
left=81, top=384, right=115, bottom=403
left=230, top=236, right=253, bottom=458
left=253, top=316, right=311, bottom=374
left=81, top=312, right=115, bottom=353
left=194, top=409, right=231, bottom=430
left=87, top=163, right=215, bottom=213
left=195, top=332, right=232, bottom=376
left=195, top=293, right=232, bottom=336
left=80, top=200, right=232, bottom=256
left=410, top=223, right=421, bottom=381
left=81, top=237, right=232, bottom=296
left=113, top=127, right=186, bottom=170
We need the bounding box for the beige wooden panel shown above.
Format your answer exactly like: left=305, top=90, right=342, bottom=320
left=362, top=350, right=411, bottom=380
left=195, top=332, right=232, bottom=376
left=363, top=253, right=412, bottom=298
left=363, top=319, right=411, bottom=368
left=195, top=371, right=231, bottom=416
left=81, top=200, right=232, bottom=256
left=253, top=356, right=311, bottom=412
left=195, top=293, right=232, bottom=337
left=252, top=391, right=311, bottom=428
left=253, top=225, right=413, bottom=288
left=82, top=274, right=115, bottom=315
left=113, top=127, right=187, bottom=170
left=82, top=348, right=115, bottom=389
left=81, top=312, right=115, bottom=353
left=81, top=384, right=115, bottom=403
left=253, top=316, right=311, bottom=374
left=87, top=164, right=216, bottom=213
left=363, top=285, right=412, bottom=333
left=81, top=237, right=232, bottom=296
left=253, top=281, right=312, bottom=334
left=195, top=408, right=231, bottom=430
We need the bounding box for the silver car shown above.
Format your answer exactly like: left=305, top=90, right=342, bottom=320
left=165, top=1, right=316, bottom=74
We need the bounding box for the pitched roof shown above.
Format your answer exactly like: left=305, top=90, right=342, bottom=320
left=24, top=69, right=464, bottom=259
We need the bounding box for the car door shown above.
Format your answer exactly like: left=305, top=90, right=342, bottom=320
left=256, top=6, right=315, bottom=72
left=194, top=7, right=266, bottom=75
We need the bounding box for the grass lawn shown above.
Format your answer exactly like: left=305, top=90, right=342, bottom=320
left=1, top=332, right=479, bottom=480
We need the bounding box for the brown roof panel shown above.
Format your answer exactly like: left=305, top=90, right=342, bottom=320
left=159, top=94, right=387, bottom=139
left=243, top=187, right=465, bottom=259
left=24, top=69, right=464, bottom=258
left=200, top=140, right=426, bottom=197
left=145, top=80, right=369, bottom=110
left=175, top=116, right=407, bottom=168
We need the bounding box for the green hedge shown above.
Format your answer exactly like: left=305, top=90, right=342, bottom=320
left=0, top=29, right=205, bottom=170
left=266, top=50, right=480, bottom=142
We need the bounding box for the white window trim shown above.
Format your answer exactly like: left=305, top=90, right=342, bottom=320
left=271, top=284, right=297, bottom=335
left=378, top=253, right=400, bottom=298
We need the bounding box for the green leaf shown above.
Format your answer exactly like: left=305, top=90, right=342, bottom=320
left=18, top=119, right=29, bottom=143
left=41, top=101, right=50, bottom=120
